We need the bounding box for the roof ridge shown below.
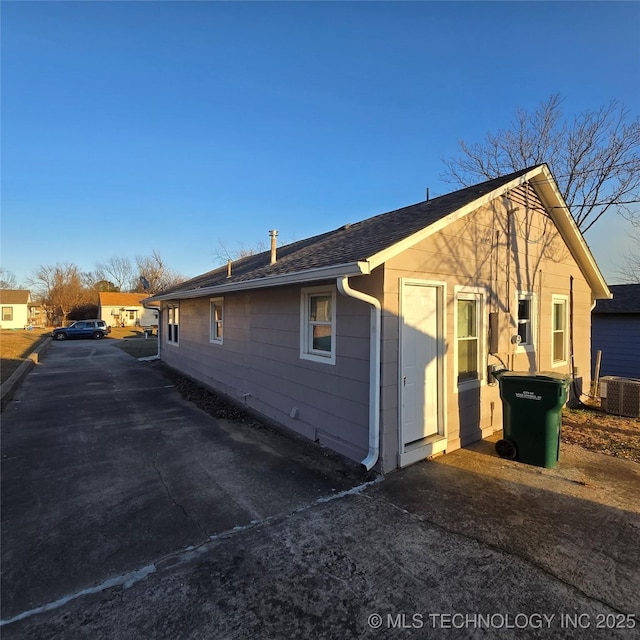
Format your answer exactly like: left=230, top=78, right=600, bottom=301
left=151, top=165, right=552, bottom=299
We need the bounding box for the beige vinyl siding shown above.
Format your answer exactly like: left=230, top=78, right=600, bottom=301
left=160, top=182, right=596, bottom=472
left=381, top=184, right=593, bottom=459
left=161, top=283, right=371, bottom=464
left=100, top=305, right=156, bottom=327
left=0, top=304, right=29, bottom=329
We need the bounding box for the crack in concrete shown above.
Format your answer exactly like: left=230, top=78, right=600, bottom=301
left=0, top=565, right=157, bottom=627
left=152, top=455, right=210, bottom=541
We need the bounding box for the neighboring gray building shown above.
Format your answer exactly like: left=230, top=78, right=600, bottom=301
left=592, top=284, right=640, bottom=379
left=148, top=165, right=611, bottom=473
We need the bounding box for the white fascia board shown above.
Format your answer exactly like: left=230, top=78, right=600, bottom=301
left=528, top=167, right=612, bottom=300
left=364, top=165, right=611, bottom=301
left=140, top=296, right=159, bottom=309
left=365, top=170, right=540, bottom=271
left=150, top=261, right=370, bottom=301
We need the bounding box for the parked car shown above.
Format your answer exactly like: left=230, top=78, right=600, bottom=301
left=52, top=320, right=111, bottom=341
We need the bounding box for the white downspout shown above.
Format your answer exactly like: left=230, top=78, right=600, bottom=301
left=142, top=302, right=161, bottom=360
left=337, top=276, right=381, bottom=471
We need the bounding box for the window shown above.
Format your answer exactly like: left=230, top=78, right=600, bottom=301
left=516, top=292, right=535, bottom=348
left=300, top=286, right=336, bottom=364
left=210, top=298, right=223, bottom=344
left=2, top=307, right=13, bottom=322
left=457, top=298, right=478, bottom=382
left=552, top=296, right=567, bottom=364
left=167, top=304, right=179, bottom=344
left=455, top=289, right=483, bottom=385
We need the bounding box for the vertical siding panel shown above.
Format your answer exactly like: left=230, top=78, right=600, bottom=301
left=592, top=315, right=640, bottom=378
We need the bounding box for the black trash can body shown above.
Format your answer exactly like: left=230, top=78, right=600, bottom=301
left=494, top=371, right=571, bottom=468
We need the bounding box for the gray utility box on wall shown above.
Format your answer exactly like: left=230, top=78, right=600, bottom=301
left=600, top=376, right=640, bottom=418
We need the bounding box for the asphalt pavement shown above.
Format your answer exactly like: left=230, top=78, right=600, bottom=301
left=1, top=338, right=638, bottom=639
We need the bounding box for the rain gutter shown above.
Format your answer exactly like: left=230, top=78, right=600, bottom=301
left=148, top=261, right=370, bottom=302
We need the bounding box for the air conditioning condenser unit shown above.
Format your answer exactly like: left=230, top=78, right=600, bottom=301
left=600, top=376, right=640, bottom=418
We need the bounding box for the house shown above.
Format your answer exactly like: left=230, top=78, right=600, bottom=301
left=147, top=165, right=611, bottom=473
left=591, top=284, right=640, bottom=379
left=98, top=292, right=159, bottom=328
left=0, top=290, right=32, bottom=329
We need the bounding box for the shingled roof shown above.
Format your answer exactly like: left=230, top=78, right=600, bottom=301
left=150, top=165, right=610, bottom=301
left=0, top=290, right=30, bottom=305
left=154, top=167, right=535, bottom=299
left=593, top=284, right=640, bottom=314
left=99, top=292, right=149, bottom=307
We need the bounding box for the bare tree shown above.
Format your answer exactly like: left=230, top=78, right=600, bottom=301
left=134, top=250, right=185, bottom=294
left=84, top=271, right=119, bottom=293
left=95, top=256, right=135, bottom=292
left=27, top=263, right=94, bottom=324
left=213, top=239, right=268, bottom=265
left=82, top=269, right=116, bottom=292
left=442, top=94, right=640, bottom=233
left=0, top=268, right=19, bottom=289
left=27, top=265, right=56, bottom=324
left=615, top=228, right=640, bottom=283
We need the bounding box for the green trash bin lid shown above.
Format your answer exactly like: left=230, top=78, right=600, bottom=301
left=495, top=371, right=572, bottom=386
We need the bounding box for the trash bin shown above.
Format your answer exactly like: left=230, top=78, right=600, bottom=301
left=493, top=370, right=572, bottom=468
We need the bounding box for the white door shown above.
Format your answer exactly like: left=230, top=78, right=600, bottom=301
left=400, top=282, right=442, bottom=445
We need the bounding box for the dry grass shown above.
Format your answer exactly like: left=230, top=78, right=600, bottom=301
left=114, top=335, right=158, bottom=359
left=108, top=326, right=158, bottom=359
left=107, top=326, right=155, bottom=340
left=562, top=402, right=640, bottom=463
left=0, top=328, right=51, bottom=384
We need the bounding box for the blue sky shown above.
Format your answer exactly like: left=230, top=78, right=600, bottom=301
left=2, top=1, right=639, bottom=286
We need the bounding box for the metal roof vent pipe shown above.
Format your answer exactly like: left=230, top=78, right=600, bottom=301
left=269, top=229, right=278, bottom=264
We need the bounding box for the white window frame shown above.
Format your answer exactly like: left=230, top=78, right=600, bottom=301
left=210, top=297, right=224, bottom=344
left=515, top=291, right=536, bottom=353
left=300, top=285, right=336, bottom=365
left=551, top=294, right=568, bottom=366
left=2, top=306, right=13, bottom=322
left=454, top=287, right=485, bottom=389
left=166, top=303, right=179, bottom=346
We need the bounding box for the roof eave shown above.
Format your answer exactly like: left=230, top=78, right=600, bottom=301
left=365, top=169, right=542, bottom=270
left=365, top=164, right=612, bottom=301
left=528, top=166, right=612, bottom=300
left=148, top=261, right=371, bottom=302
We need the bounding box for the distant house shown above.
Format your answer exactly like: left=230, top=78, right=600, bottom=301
left=592, top=284, right=640, bottom=379
left=98, top=292, right=159, bottom=328
left=148, top=165, right=611, bottom=473
left=0, top=290, right=32, bottom=329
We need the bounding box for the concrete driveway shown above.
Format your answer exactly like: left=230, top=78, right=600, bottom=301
left=1, top=339, right=638, bottom=638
